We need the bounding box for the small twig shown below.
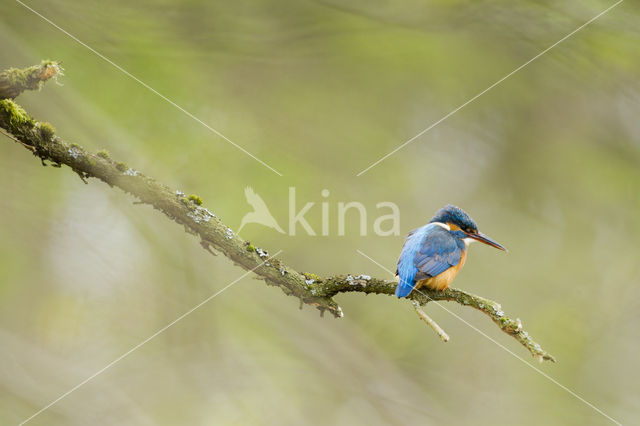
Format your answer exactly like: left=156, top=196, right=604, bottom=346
left=413, top=300, right=450, bottom=342
left=0, top=126, right=35, bottom=151
left=200, top=240, right=217, bottom=256
left=72, top=169, right=88, bottom=184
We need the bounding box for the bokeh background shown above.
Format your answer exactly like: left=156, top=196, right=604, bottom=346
left=1, top=1, right=639, bottom=425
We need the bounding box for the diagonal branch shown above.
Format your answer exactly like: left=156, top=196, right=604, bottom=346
left=0, top=62, right=556, bottom=362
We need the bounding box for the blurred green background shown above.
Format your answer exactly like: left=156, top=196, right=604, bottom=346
left=1, top=0, right=639, bottom=425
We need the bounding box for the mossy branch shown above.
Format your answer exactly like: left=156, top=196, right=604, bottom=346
left=0, top=62, right=555, bottom=363
left=0, top=60, right=63, bottom=99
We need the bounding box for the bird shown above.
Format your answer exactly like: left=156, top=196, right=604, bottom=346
left=395, top=204, right=506, bottom=298
left=237, top=187, right=285, bottom=234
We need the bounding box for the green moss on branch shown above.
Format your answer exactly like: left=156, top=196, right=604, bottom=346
left=0, top=60, right=63, bottom=99
left=0, top=93, right=343, bottom=319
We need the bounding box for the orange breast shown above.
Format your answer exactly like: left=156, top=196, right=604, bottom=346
left=416, top=250, right=467, bottom=291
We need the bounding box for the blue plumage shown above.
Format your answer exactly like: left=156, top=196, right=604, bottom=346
left=395, top=205, right=506, bottom=298
left=430, top=204, right=478, bottom=232
left=395, top=224, right=464, bottom=297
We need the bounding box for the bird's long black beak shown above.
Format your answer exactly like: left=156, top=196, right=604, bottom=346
left=467, top=232, right=507, bottom=251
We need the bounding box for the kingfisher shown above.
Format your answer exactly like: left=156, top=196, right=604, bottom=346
left=396, top=204, right=506, bottom=298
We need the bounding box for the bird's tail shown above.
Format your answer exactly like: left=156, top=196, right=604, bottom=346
left=395, top=276, right=415, bottom=298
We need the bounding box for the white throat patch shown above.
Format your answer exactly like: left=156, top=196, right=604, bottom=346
left=432, top=222, right=451, bottom=231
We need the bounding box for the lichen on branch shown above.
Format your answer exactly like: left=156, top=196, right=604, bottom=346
left=0, top=62, right=556, bottom=363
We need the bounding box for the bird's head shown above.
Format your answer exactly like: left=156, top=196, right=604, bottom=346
left=430, top=204, right=507, bottom=251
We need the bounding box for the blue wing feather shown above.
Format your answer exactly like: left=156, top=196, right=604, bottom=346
left=396, top=224, right=463, bottom=297
left=395, top=227, right=423, bottom=297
